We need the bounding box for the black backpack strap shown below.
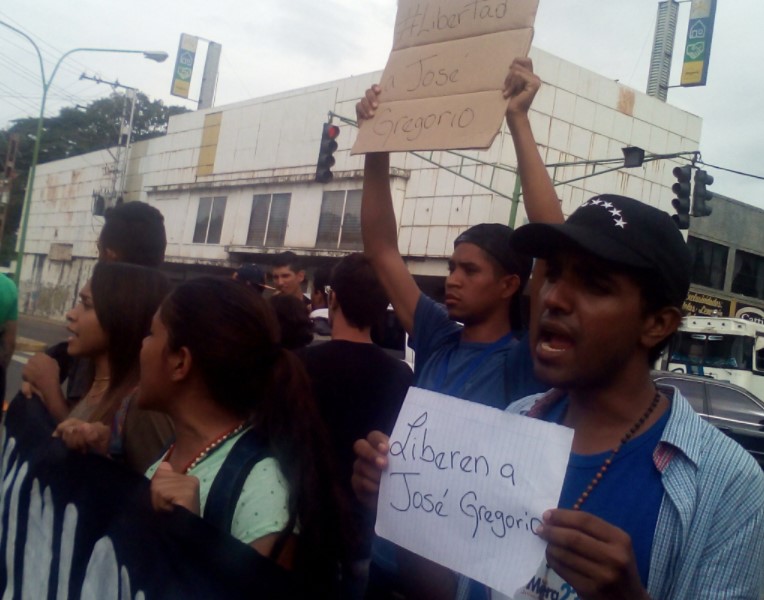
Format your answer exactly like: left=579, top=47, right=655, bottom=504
left=203, top=428, right=272, bottom=533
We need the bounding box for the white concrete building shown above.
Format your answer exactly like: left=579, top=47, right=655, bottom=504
left=20, top=47, right=702, bottom=319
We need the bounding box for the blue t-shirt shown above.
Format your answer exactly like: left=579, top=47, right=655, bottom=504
left=466, top=396, right=670, bottom=599
left=544, top=397, right=669, bottom=587
left=410, top=294, right=545, bottom=408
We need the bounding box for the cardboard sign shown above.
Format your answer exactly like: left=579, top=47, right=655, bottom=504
left=352, top=0, right=539, bottom=153
left=376, top=387, right=573, bottom=596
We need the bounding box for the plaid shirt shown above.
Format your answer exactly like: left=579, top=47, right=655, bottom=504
left=458, top=387, right=764, bottom=599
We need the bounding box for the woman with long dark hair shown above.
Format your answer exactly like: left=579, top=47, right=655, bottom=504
left=140, top=276, right=344, bottom=592
left=46, top=262, right=173, bottom=473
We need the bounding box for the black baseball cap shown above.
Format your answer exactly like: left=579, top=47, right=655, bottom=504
left=510, top=194, right=692, bottom=308
left=454, top=223, right=532, bottom=283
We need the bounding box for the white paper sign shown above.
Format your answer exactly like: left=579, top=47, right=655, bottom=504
left=376, top=387, right=573, bottom=597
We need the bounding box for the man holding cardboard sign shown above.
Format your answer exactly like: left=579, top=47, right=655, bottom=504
left=357, top=56, right=565, bottom=598
left=359, top=58, right=561, bottom=413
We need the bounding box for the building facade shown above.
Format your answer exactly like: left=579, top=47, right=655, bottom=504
left=20, top=47, right=703, bottom=319
left=683, top=195, right=764, bottom=324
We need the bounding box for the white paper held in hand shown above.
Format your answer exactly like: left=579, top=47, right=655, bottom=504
left=376, top=387, right=573, bottom=597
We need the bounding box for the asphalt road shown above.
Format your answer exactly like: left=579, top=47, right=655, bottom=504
left=6, top=314, right=67, bottom=404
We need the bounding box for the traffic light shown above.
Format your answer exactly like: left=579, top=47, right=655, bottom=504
left=692, top=169, right=714, bottom=217
left=671, top=165, right=692, bottom=230
left=315, top=123, right=340, bottom=183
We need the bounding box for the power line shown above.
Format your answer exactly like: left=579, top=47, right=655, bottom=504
left=698, top=161, right=764, bottom=182
left=0, top=16, right=125, bottom=125
left=0, top=49, right=89, bottom=109
left=0, top=11, right=95, bottom=76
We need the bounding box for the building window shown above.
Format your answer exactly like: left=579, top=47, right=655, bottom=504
left=193, top=196, right=227, bottom=244
left=246, top=193, right=291, bottom=247
left=687, top=236, right=728, bottom=290
left=315, top=190, right=362, bottom=250
left=731, top=250, right=764, bottom=300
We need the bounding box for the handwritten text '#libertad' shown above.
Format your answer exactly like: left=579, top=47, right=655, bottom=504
left=395, top=0, right=512, bottom=46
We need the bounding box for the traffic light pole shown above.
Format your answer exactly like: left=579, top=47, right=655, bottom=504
left=326, top=111, right=708, bottom=231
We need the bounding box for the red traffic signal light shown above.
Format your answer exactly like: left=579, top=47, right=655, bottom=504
left=315, top=123, right=340, bottom=183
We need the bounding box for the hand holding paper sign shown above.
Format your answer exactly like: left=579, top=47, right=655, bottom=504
left=375, top=387, right=573, bottom=597
left=351, top=430, right=390, bottom=510
left=352, top=428, right=460, bottom=598
left=538, top=509, right=647, bottom=600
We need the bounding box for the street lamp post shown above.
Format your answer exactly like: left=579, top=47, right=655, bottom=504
left=0, top=20, right=167, bottom=284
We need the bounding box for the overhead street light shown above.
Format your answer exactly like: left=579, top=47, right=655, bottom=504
left=0, top=20, right=167, bottom=284
left=142, top=51, right=169, bottom=63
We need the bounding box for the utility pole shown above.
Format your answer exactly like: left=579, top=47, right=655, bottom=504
left=198, top=42, right=221, bottom=110
left=80, top=74, right=138, bottom=211
left=0, top=135, right=19, bottom=255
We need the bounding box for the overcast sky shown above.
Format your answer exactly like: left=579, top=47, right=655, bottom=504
left=1, top=0, right=762, bottom=208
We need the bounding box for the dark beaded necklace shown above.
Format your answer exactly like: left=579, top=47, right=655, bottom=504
left=572, top=391, right=662, bottom=511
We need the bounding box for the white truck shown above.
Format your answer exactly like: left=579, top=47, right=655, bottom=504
left=666, top=316, right=764, bottom=400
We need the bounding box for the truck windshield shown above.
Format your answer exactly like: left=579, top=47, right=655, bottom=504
left=670, top=332, right=754, bottom=370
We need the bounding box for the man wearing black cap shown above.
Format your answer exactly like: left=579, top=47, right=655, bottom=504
left=358, top=59, right=562, bottom=410
left=353, top=63, right=764, bottom=600
left=355, top=194, right=764, bottom=599
left=356, top=59, right=764, bottom=598
left=485, top=194, right=764, bottom=599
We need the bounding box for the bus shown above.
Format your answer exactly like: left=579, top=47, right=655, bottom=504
left=666, top=317, right=764, bottom=400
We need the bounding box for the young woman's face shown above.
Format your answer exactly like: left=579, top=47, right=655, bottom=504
left=137, top=310, right=172, bottom=411
left=65, top=281, right=109, bottom=357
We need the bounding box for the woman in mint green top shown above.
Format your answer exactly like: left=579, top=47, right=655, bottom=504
left=138, top=276, right=343, bottom=593
left=144, top=429, right=291, bottom=545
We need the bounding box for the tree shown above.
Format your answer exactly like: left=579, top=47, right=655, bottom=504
left=0, top=93, right=189, bottom=265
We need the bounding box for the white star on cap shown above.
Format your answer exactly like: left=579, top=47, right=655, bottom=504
left=609, top=208, right=622, bottom=217
left=590, top=199, right=602, bottom=205
left=602, top=201, right=613, bottom=209
left=614, top=218, right=627, bottom=228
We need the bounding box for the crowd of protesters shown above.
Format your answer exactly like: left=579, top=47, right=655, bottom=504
left=7, top=57, right=764, bottom=599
